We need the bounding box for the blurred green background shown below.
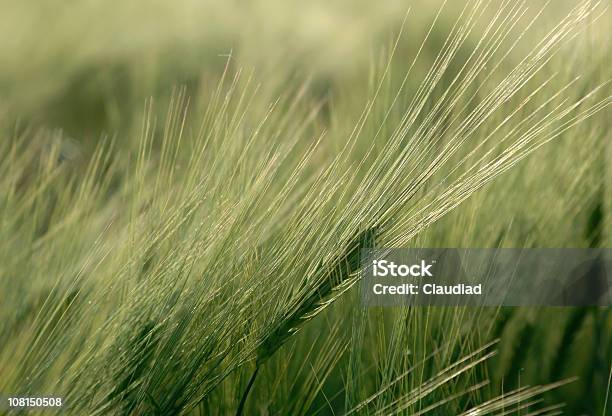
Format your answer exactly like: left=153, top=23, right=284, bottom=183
left=2, top=0, right=605, bottom=141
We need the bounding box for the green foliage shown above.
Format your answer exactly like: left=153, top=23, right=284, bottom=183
left=0, top=1, right=610, bottom=414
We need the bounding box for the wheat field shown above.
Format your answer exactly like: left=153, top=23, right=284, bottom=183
left=0, top=0, right=610, bottom=415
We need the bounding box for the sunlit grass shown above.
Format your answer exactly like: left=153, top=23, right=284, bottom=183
left=0, top=1, right=610, bottom=414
